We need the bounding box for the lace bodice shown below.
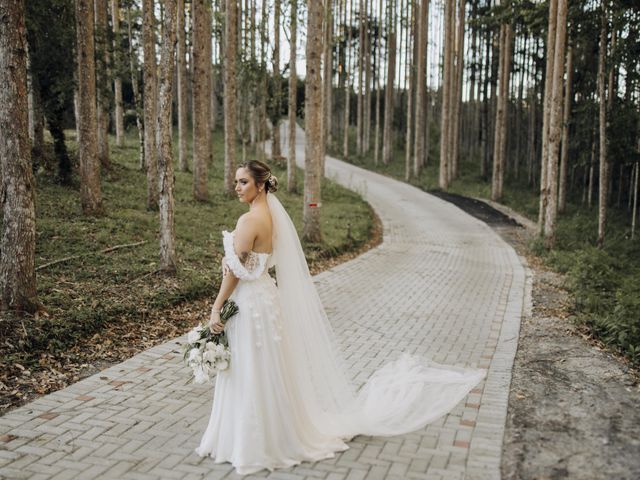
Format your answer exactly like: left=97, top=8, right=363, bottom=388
left=222, top=230, right=272, bottom=281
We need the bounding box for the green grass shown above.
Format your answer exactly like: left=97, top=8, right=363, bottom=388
left=9, top=128, right=375, bottom=362
left=332, top=126, right=640, bottom=365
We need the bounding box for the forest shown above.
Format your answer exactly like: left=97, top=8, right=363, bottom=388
left=0, top=0, right=639, bottom=410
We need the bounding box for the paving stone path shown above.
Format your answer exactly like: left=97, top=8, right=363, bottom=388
left=0, top=125, right=530, bottom=480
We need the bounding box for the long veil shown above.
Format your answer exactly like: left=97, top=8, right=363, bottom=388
left=267, top=194, right=485, bottom=438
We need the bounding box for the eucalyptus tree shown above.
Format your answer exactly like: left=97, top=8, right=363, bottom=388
left=0, top=0, right=38, bottom=314
left=156, top=0, right=178, bottom=272
left=76, top=0, right=104, bottom=215
left=193, top=0, right=212, bottom=201
left=303, top=0, right=324, bottom=242
left=142, top=0, right=158, bottom=209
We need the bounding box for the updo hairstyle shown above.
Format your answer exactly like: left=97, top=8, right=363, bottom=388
left=239, top=160, right=279, bottom=193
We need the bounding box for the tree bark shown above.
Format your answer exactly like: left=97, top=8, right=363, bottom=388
left=373, top=0, right=383, bottom=166
left=95, top=0, right=110, bottom=169
left=272, top=0, right=282, bottom=158
left=362, top=0, right=371, bottom=154
left=439, top=0, right=454, bottom=189
left=288, top=0, right=298, bottom=192
left=413, top=0, right=428, bottom=176
left=558, top=44, right=572, bottom=213
left=224, top=0, right=238, bottom=194
left=342, top=0, right=353, bottom=160
left=76, top=0, right=105, bottom=215
left=538, top=0, right=558, bottom=234
left=403, top=0, right=415, bottom=182
left=382, top=0, right=396, bottom=165
left=0, top=0, right=38, bottom=314
left=323, top=0, right=334, bottom=151
left=192, top=0, right=212, bottom=201
left=126, top=4, right=144, bottom=170
left=303, top=0, right=324, bottom=242
left=543, top=0, right=567, bottom=248
left=491, top=21, right=513, bottom=202
left=450, top=0, right=465, bottom=181
left=157, top=0, right=178, bottom=272
left=356, top=0, right=364, bottom=155
left=177, top=0, right=189, bottom=172
left=632, top=161, right=638, bottom=240
left=142, top=0, right=158, bottom=210
left=597, top=5, right=608, bottom=248
left=111, top=0, right=124, bottom=147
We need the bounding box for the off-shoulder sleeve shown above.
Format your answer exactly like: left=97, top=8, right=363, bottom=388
left=222, top=230, right=269, bottom=281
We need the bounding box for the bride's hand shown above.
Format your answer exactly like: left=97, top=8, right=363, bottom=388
left=209, top=310, right=224, bottom=334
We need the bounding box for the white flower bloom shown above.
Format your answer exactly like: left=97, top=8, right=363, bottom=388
left=188, top=348, right=202, bottom=364
left=205, top=341, right=216, bottom=351
left=203, top=349, right=217, bottom=364
left=187, top=328, right=201, bottom=344
left=216, top=359, right=229, bottom=371
left=214, top=344, right=226, bottom=355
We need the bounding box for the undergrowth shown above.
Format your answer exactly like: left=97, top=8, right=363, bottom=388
left=2, top=129, right=375, bottom=368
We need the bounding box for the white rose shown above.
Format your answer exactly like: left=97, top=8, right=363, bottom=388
left=214, top=344, right=226, bottom=355
left=188, top=348, right=202, bottom=364
left=205, top=341, right=216, bottom=351
left=187, top=328, right=201, bottom=344
left=203, top=350, right=217, bottom=364
left=216, top=359, right=229, bottom=371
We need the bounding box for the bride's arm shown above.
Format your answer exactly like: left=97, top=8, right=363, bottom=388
left=209, top=216, right=257, bottom=333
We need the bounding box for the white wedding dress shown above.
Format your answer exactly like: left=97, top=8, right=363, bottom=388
left=196, top=194, right=485, bottom=475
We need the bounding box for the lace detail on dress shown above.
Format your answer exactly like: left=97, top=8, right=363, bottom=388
left=222, top=230, right=271, bottom=281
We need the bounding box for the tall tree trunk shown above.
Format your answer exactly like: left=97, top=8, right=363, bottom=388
left=342, top=0, right=353, bottom=160
left=272, top=0, right=282, bottom=158
left=27, top=72, right=45, bottom=161
left=538, top=0, right=558, bottom=234
left=413, top=0, right=428, bottom=176
left=632, top=161, right=638, bottom=240
left=224, top=0, right=238, bottom=194
left=491, top=22, right=513, bottom=202
left=597, top=4, right=608, bottom=248
left=126, top=4, right=144, bottom=171
left=177, top=0, right=189, bottom=172
left=439, top=0, right=454, bottom=189
left=111, top=0, right=124, bottom=147
left=403, top=0, right=415, bottom=181
left=356, top=0, right=364, bottom=155
left=323, top=0, right=334, bottom=151
left=0, top=0, right=38, bottom=314
left=363, top=1, right=372, bottom=154
left=558, top=44, right=572, bottom=213
left=303, top=0, right=323, bottom=242
left=192, top=0, right=211, bottom=200
left=373, top=0, right=383, bottom=166
left=450, top=0, right=465, bottom=181
left=288, top=0, right=298, bottom=192
left=142, top=0, right=158, bottom=210
left=157, top=0, right=178, bottom=272
left=480, top=26, right=491, bottom=179
left=77, top=0, right=104, bottom=215
left=382, top=0, right=396, bottom=165
left=95, top=0, right=110, bottom=169
left=543, top=0, right=567, bottom=248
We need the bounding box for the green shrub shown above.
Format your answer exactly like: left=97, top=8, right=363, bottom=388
left=568, top=246, right=621, bottom=315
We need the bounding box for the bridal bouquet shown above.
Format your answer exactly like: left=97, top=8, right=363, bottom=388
left=183, top=300, right=238, bottom=384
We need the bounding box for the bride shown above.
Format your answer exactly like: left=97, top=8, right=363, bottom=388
left=195, top=160, right=485, bottom=475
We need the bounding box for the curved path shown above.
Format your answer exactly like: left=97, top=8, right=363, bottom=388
left=0, top=125, right=529, bottom=480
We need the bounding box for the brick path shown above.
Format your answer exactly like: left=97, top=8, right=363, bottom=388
left=0, top=125, right=530, bottom=480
